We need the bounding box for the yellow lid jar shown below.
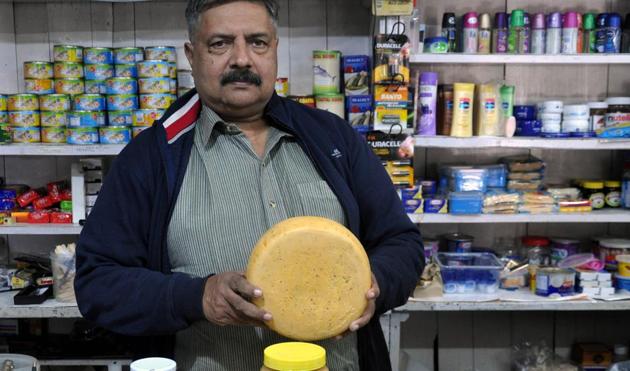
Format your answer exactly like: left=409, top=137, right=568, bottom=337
left=261, top=342, right=329, bottom=371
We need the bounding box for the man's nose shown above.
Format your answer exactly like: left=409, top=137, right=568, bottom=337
left=229, top=39, right=252, bottom=69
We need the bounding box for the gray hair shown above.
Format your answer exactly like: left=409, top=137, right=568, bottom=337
left=186, top=0, right=279, bottom=41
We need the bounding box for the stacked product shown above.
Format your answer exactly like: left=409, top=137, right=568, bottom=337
left=482, top=189, right=520, bottom=214
left=83, top=47, right=114, bottom=96
left=0, top=94, right=9, bottom=143
left=504, top=155, right=545, bottom=192
left=312, top=50, right=344, bottom=120
left=144, top=46, right=178, bottom=96
left=547, top=186, right=591, bottom=213
left=537, top=100, right=563, bottom=136
left=40, top=94, right=71, bottom=144
left=343, top=55, right=372, bottom=134
left=24, top=61, right=54, bottom=95
left=135, top=59, right=174, bottom=138
left=514, top=105, right=541, bottom=136
left=8, top=94, right=41, bottom=143
left=82, top=158, right=103, bottom=216
left=53, top=45, right=85, bottom=96
left=70, top=93, right=109, bottom=145
left=0, top=181, right=72, bottom=224
left=177, top=69, right=194, bottom=97
left=576, top=270, right=614, bottom=297
left=400, top=180, right=446, bottom=214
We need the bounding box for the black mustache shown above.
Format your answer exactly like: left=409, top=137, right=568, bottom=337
left=221, top=69, right=262, bottom=86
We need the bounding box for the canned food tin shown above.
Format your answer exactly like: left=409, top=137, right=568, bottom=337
left=0, top=124, right=11, bottom=143
left=99, top=126, right=131, bottom=144
left=108, top=110, right=133, bottom=126
left=67, top=126, right=99, bottom=144
left=9, top=111, right=40, bottom=127
left=12, top=126, right=40, bottom=143
left=169, top=79, right=177, bottom=94
left=73, top=94, right=106, bottom=111
left=41, top=126, right=67, bottom=143
left=8, top=94, right=39, bottom=111
left=107, top=94, right=138, bottom=111
left=114, top=47, right=144, bottom=64
left=0, top=112, right=7, bottom=124
left=443, top=233, right=474, bottom=253
left=85, top=79, right=107, bottom=95
left=168, top=63, right=177, bottom=79
left=177, top=69, right=194, bottom=88
left=535, top=268, right=575, bottom=297
left=137, top=60, right=169, bottom=78
left=138, top=77, right=171, bottom=94
left=24, top=61, right=53, bottom=79
left=25, top=79, right=54, bottom=95
left=55, top=79, right=85, bottom=95
left=114, top=63, right=138, bottom=78
left=84, top=63, right=114, bottom=80
left=53, top=45, right=83, bottom=63
left=144, top=46, right=177, bottom=63
left=54, top=62, right=84, bottom=79
left=41, top=111, right=67, bottom=127
left=39, top=94, right=70, bottom=111
left=139, top=94, right=173, bottom=109
left=0, top=94, right=6, bottom=111
left=68, top=110, right=106, bottom=127
left=132, top=125, right=150, bottom=138
left=287, top=95, right=316, bottom=108
left=106, top=77, right=138, bottom=95
left=84, top=47, right=113, bottom=64
left=133, top=109, right=164, bottom=127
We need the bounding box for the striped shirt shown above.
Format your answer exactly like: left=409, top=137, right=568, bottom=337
left=166, top=105, right=359, bottom=371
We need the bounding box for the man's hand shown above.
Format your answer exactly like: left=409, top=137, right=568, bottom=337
left=202, top=271, right=272, bottom=327
left=336, top=273, right=380, bottom=339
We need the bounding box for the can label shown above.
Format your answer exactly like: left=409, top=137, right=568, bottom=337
left=115, top=64, right=138, bottom=78
left=42, top=127, right=67, bottom=143
left=25, top=79, right=54, bottom=95
left=54, top=62, right=84, bottom=79
left=85, top=80, right=107, bottom=95
left=114, top=47, right=144, bottom=64
left=68, top=111, right=106, bottom=127
left=107, top=95, right=139, bottom=111
left=108, top=110, right=133, bottom=126
left=133, top=109, right=164, bottom=127
left=99, top=126, right=131, bottom=144
left=0, top=112, right=8, bottom=124
left=12, top=127, right=40, bottom=143
left=139, top=94, right=173, bottom=110
left=40, top=94, right=70, bottom=112
left=24, top=62, right=53, bottom=79
left=85, top=64, right=114, bottom=80
left=137, top=61, right=170, bottom=78
left=84, top=48, right=113, bottom=64
left=535, top=270, right=575, bottom=296
left=145, top=46, right=177, bottom=63
left=67, top=127, right=99, bottom=144
left=0, top=95, right=6, bottom=111
left=138, top=78, right=171, bottom=94
left=106, top=78, right=138, bottom=95
left=55, top=79, right=85, bottom=95
left=41, top=111, right=67, bottom=127
left=9, top=111, right=40, bottom=127
left=313, top=50, right=341, bottom=95
left=275, top=78, right=289, bottom=97
left=53, top=45, right=83, bottom=63
left=8, top=94, right=39, bottom=111
left=74, top=94, right=106, bottom=111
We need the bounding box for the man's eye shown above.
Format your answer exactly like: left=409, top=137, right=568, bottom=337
left=210, top=41, right=228, bottom=49
left=252, top=40, right=267, bottom=48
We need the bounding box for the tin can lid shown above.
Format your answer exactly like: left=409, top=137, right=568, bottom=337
left=605, top=97, right=630, bottom=106
left=583, top=181, right=604, bottom=189
left=551, top=238, right=580, bottom=245
left=442, top=13, right=457, bottom=28
left=606, top=13, right=622, bottom=28
left=510, top=10, right=525, bottom=27
left=600, top=238, right=630, bottom=249
left=495, top=12, right=508, bottom=29
left=604, top=180, right=621, bottom=187
left=463, top=12, right=479, bottom=28
left=522, top=236, right=550, bottom=247
left=563, top=12, right=579, bottom=28
left=443, top=233, right=474, bottom=242
left=587, top=101, right=608, bottom=109
left=547, top=12, right=562, bottom=28
left=583, top=13, right=596, bottom=30
left=479, top=13, right=491, bottom=29
left=596, top=13, right=609, bottom=27
left=419, top=72, right=438, bottom=85
left=532, top=13, right=546, bottom=29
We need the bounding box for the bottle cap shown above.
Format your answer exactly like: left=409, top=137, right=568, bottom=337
left=577, top=13, right=582, bottom=28
left=524, top=12, right=530, bottom=27
left=547, top=12, right=562, bottom=29
left=463, top=12, right=479, bottom=28
left=495, top=12, right=508, bottom=29
left=532, top=13, right=546, bottom=30
left=563, top=12, right=578, bottom=28
left=510, top=9, right=525, bottom=27
left=479, top=13, right=491, bottom=29
left=606, top=13, right=622, bottom=28
left=625, top=13, right=630, bottom=29
left=596, top=13, right=608, bottom=28
left=420, top=72, right=438, bottom=86
left=583, top=13, right=596, bottom=30
left=442, top=13, right=457, bottom=28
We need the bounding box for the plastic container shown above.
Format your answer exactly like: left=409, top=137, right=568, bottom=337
left=563, top=104, right=590, bottom=119
left=598, top=238, right=630, bottom=270
left=448, top=191, right=484, bottom=214
left=550, top=238, right=580, bottom=266
left=130, top=358, right=176, bottom=371
left=514, top=105, right=537, bottom=120
left=589, top=101, right=608, bottom=131
left=0, top=354, right=40, bottom=371
left=617, top=254, right=630, bottom=277
left=462, top=12, right=479, bottom=53
left=475, top=83, right=501, bottom=136
left=615, top=274, right=630, bottom=291
left=535, top=267, right=575, bottom=297
left=451, top=168, right=489, bottom=192
left=538, top=100, right=563, bottom=114
left=417, top=72, right=438, bottom=136
left=477, top=164, right=507, bottom=188
left=515, top=119, right=542, bottom=136
left=522, top=236, right=551, bottom=266
left=436, top=253, right=503, bottom=294
left=451, top=83, right=475, bottom=137
left=261, top=343, right=328, bottom=371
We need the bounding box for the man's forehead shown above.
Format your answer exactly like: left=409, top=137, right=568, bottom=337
left=198, top=3, right=275, bottom=35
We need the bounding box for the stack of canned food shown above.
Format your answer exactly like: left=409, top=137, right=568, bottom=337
left=0, top=45, right=186, bottom=145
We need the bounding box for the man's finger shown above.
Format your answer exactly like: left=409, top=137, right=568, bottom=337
left=224, top=288, right=272, bottom=322
left=230, top=273, right=263, bottom=300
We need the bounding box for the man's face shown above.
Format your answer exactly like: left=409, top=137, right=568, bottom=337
left=185, top=1, right=278, bottom=116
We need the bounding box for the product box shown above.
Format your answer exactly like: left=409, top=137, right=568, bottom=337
left=424, top=196, right=448, bottom=213
left=372, top=0, right=413, bottom=16
left=346, top=95, right=372, bottom=133
left=366, top=131, right=414, bottom=187
left=373, top=34, right=410, bottom=84
left=343, top=55, right=370, bottom=96
left=373, top=85, right=409, bottom=132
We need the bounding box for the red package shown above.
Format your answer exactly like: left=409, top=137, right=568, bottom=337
left=60, top=189, right=72, bottom=201
left=28, top=210, right=50, bottom=223
left=47, top=181, right=68, bottom=196
left=50, top=212, right=72, bottom=224
left=16, top=189, right=42, bottom=208
left=49, top=192, right=62, bottom=203
left=32, top=196, right=56, bottom=210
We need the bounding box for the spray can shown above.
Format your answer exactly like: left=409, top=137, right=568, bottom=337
left=622, top=14, right=630, bottom=53
left=596, top=13, right=609, bottom=53
left=478, top=13, right=492, bottom=54
left=493, top=12, right=509, bottom=53
left=576, top=13, right=583, bottom=53
left=462, top=12, right=479, bottom=53
left=605, top=13, right=622, bottom=53
left=531, top=13, right=546, bottom=54
left=523, top=12, right=531, bottom=53
left=508, top=9, right=526, bottom=54
left=417, top=72, right=438, bottom=136
left=561, top=12, right=579, bottom=54
left=546, top=12, right=562, bottom=54
left=583, top=13, right=597, bottom=53
left=441, top=13, right=458, bottom=53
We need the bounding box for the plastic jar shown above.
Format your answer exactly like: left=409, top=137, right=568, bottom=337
left=598, top=238, right=630, bottom=270
left=550, top=238, right=580, bottom=266
left=605, top=180, right=621, bottom=208
left=605, top=97, right=630, bottom=128
left=582, top=181, right=605, bottom=209
left=522, top=236, right=551, bottom=266
left=261, top=342, right=329, bottom=371
left=588, top=101, right=608, bottom=131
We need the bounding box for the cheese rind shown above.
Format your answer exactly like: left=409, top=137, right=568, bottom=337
left=246, top=216, right=372, bottom=341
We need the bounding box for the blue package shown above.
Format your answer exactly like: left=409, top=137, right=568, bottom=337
left=343, top=55, right=370, bottom=96
left=541, top=132, right=570, bottom=138
left=477, top=164, right=507, bottom=189
left=448, top=191, right=484, bottom=214
left=0, top=190, right=17, bottom=199
left=346, top=95, right=372, bottom=133
left=420, top=180, right=438, bottom=196
left=0, top=199, right=15, bottom=211
left=570, top=131, right=596, bottom=138
left=400, top=185, right=423, bottom=214
left=424, top=196, right=447, bottom=213
left=513, top=105, right=537, bottom=120
left=516, top=119, right=542, bottom=136
left=451, top=169, right=489, bottom=193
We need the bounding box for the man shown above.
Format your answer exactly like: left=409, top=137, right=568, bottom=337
left=75, top=0, right=423, bottom=370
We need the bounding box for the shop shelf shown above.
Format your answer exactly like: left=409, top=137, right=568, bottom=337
left=0, top=291, right=81, bottom=318
left=410, top=53, right=630, bottom=65
left=0, top=223, right=82, bottom=235
left=408, top=209, right=630, bottom=224
left=414, top=136, right=630, bottom=150
left=0, top=144, right=125, bottom=156
left=396, top=299, right=630, bottom=312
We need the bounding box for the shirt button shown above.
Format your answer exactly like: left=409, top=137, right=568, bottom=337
left=269, top=201, right=277, bottom=208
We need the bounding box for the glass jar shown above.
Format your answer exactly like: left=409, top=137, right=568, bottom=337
left=582, top=181, right=605, bottom=209
left=604, top=180, right=621, bottom=208
left=522, top=236, right=551, bottom=292
left=261, top=342, right=329, bottom=371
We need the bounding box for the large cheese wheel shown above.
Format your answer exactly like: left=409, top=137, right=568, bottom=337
left=246, top=216, right=371, bottom=341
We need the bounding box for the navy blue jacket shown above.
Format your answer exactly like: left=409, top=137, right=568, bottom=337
left=75, top=88, right=423, bottom=370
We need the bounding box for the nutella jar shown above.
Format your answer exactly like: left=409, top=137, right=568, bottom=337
left=605, top=97, right=630, bottom=128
